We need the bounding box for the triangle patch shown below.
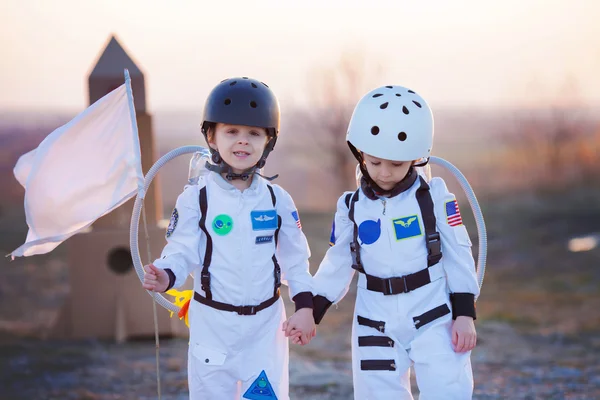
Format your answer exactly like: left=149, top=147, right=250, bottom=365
left=243, top=370, right=278, bottom=399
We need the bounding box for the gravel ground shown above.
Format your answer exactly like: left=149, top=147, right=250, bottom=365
left=1, top=320, right=599, bottom=399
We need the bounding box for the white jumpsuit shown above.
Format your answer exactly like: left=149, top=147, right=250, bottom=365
left=153, top=172, right=312, bottom=400
left=313, top=177, right=480, bottom=400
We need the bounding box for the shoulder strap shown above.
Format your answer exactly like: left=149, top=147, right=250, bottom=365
left=415, top=177, right=442, bottom=267
left=267, top=184, right=277, bottom=207
left=198, top=186, right=214, bottom=300
left=344, top=192, right=353, bottom=209
left=266, top=185, right=282, bottom=245
left=266, top=185, right=282, bottom=296
left=347, top=189, right=364, bottom=273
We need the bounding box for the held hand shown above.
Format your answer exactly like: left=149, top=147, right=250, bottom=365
left=142, top=264, right=169, bottom=292
left=285, top=327, right=316, bottom=346
left=452, top=316, right=477, bottom=353
left=282, top=308, right=316, bottom=345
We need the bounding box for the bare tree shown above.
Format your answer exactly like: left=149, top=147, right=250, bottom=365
left=293, top=49, right=385, bottom=194
left=504, top=76, right=597, bottom=189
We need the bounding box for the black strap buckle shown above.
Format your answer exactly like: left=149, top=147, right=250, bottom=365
left=382, top=276, right=409, bottom=295
left=237, top=305, right=257, bottom=315
left=200, top=272, right=211, bottom=292
left=350, top=243, right=364, bottom=272
left=274, top=268, right=281, bottom=289
left=426, top=233, right=441, bottom=262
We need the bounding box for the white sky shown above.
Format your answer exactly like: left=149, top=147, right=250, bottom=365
left=1, top=0, right=599, bottom=112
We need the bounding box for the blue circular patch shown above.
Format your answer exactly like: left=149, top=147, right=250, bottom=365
left=358, top=219, right=381, bottom=245
left=166, top=208, right=179, bottom=238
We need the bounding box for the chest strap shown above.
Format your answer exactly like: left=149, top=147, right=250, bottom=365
left=348, top=176, right=442, bottom=295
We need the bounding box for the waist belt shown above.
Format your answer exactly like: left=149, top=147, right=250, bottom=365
left=193, top=291, right=280, bottom=315
left=365, top=267, right=433, bottom=295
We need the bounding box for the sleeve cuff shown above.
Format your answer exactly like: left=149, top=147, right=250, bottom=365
left=450, top=292, right=476, bottom=320
left=292, top=291, right=314, bottom=312
left=313, top=295, right=333, bottom=324
left=164, top=268, right=176, bottom=292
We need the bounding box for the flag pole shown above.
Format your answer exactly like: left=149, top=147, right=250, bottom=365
left=124, top=69, right=162, bottom=399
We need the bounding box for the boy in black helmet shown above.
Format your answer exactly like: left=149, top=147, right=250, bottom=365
left=142, top=77, right=315, bottom=399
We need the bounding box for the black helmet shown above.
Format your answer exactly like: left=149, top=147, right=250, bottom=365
left=201, top=77, right=280, bottom=136
left=201, top=77, right=281, bottom=180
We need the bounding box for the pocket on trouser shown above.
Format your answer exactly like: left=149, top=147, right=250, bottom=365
left=356, top=315, right=387, bottom=333
left=188, top=343, right=236, bottom=399
left=354, top=314, right=399, bottom=374
left=358, top=335, right=395, bottom=348
left=355, top=337, right=400, bottom=377
left=412, top=304, right=451, bottom=330
left=360, top=359, right=397, bottom=371
left=353, top=348, right=413, bottom=400
left=192, top=342, right=227, bottom=366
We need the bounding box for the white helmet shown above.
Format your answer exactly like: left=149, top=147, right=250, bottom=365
left=346, top=85, right=434, bottom=162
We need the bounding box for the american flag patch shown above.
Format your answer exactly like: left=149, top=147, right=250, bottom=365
left=445, top=199, right=463, bottom=227
left=291, top=210, right=302, bottom=229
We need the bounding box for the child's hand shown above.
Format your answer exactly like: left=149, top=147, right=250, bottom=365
left=282, top=308, right=316, bottom=345
left=142, top=264, right=169, bottom=292
left=286, top=327, right=316, bottom=346
left=287, top=328, right=305, bottom=345
left=452, top=316, right=477, bottom=352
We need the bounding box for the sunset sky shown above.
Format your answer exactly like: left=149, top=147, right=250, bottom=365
left=1, top=0, right=598, bottom=112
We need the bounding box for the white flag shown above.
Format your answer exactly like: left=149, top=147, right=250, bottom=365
left=10, top=71, right=144, bottom=258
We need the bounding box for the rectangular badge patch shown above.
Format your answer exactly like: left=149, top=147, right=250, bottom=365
left=251, top=210, right=278, bottom=231
left=392, top=215, right=422, bottom=240
left=255, top=235, right=274, bottom=244
left=445, top=199, right=463, bottom=227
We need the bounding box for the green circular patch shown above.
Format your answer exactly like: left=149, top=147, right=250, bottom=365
left=212, top=214, right=233, bottom=236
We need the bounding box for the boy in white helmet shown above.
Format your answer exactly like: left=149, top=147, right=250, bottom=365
left=142, top=77, right=315, bottom=399
left=295, top=86, right=479, bottom=399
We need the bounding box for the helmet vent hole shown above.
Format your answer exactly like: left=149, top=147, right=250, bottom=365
left=408, top=90, right=415, bottom=94
left=261, top=82, right=269, bottom=87
left=398, top=132, right=407, bottom=141
left=402, top=106, right=409, bottom=114
left=395, top=93, right=401, bottom=97
left=242, top=77, right=248, bottom=79
left=371, top=126, right=380, bottom=135
left=251, top=83, right=258, bottom=88
left=385, top=86, right=393, bottom=88
left=230, top=81, right=237, bottom=86
left=224, top=98, right=232, bottom=105
left=413, top=100, right=422, bottom=108
left=372, top=93, right=383, bottom=98
left=250, top=101, right=257, bottom=108
left=379, top=102, right=389, bottom=109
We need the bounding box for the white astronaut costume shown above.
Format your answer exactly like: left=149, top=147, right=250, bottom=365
left=152, top=77, right=313, bottom=400
left=312, top=86, right=480, bottom=399
left=154, top=172, right=312, bottom=399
